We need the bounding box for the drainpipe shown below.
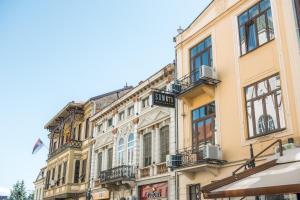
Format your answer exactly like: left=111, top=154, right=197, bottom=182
left=174, top=39, right=180, bottom=200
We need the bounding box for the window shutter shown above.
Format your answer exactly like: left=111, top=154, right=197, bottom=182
left=143, top=133, right=152, bottom=166
left=160, top=126, right=169, bottom=162
left=81, top=159, right=87, bottom=182
left=62, top=161, right=67, bottom=184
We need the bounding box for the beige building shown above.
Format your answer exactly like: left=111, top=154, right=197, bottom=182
left=170, top=0, right=300, bottom=199
left=90, top=64, right=175, bottom=200
left=33, top=167, right=46, bottom=200
left=43, top=87, right=132, bottom=200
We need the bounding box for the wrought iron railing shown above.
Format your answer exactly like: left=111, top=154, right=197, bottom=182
left=99, top=165, right=135, bottom=184
left=176, top=145, right=225, bottom=168
left=173, top=68, right=220, bottom=95
left=48, top=140, right=82, bottom=159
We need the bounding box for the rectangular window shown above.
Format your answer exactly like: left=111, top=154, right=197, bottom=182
left=294, top=0, right=300, bottom=35
left=108, top=118, right=113, bottom=127
left=190, top=36, right=212, bottom=82
left=85, top=118, right=89, bottom=139
left=97, top=152, right=102, bottom=177
left=81, top=159, right=87, bottom=182
left=51, top=168, right=55, bottom=180
left=78, top=123, right=82, bottom=140
left=142, top=97, right=149, bottom=108
left=143, top=133, right=152, bottom=167
left=62, top=161, right=67, bottom=184
left=128, top=106, right=134, bottom=116
left=160, top=126, right=169, bottom=162
left=46, top=171, right=50, bottom=189
left=72, top=127, right=76, bottom=140
left=57, top=165, right=61, bottom=186
left=245, top=74, right=285, bottom=138
left=119, top=111, right=125, bottom=121
left=238, top=0, right=274, bottom=55
left=74, top=160, right=80, bottom=183
left=192, top=102, right=215, bottom=151
left=97, top=123, right=103, bottom=133
left=188, top=184, right=201, bottom=200
left=107, top=148, right=113, bottom=169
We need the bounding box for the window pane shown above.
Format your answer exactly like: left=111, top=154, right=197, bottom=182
left=247, top=23, right=257, bottom=51
left=205, top=37, right=212, bottom=47
left=269, top=75, right=280, bottom=91
left=239, top=26, right=246, bottom=55
left=193, top=109, right=200, bottom=120
left=249, top=5, right=259, bottom=19
left=199, top=107, right=206, bottom=118
left=247, top=102, right=255, bottom=137
left=207, top=102, right=215, bottom=114
left=202, top=51, right=209, bottom=66
left=239, top=11, right=248, bottom=25
left=191, top=47, right=197, bottom=57
left=198, top=42, right=205, bottom=52
left=257, top=80, right=268, bottom=96
left=265, top=95, right=279, bottom=131
left=276, top=91, right=286, bottom=129
left=257, top=14, right=268, bottom=45
left=197, top=121, right=205, bottom=143
left=205, top=118, right=214, bottom=142
left=254, top=99, right=265, bottom=135
left=267, top=9, right=274, bottom=39
left=260, top=0, right=271, bottom=11
left=246, top=85, right=256, bottom=100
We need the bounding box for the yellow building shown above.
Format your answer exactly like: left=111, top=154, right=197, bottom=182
left=43, top=87, right=132, bottom=200
left=171, top=0, right=300, bottom=199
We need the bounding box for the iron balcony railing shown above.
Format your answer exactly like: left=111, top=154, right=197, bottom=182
left=175, top=144, right=226, bottom=168
left=48, top=140, right=82, bottom=159
left=172, top=67, right=220, bottom=95
left=99, top=165, right=135, bottom=184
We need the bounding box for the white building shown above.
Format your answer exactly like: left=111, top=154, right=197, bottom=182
left=90, top=64, right=176, bottom=200
left=33, top=167, right=46, bottom=200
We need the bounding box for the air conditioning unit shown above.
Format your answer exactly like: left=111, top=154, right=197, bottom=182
left=203, top=144, right=222, bottom=160
left=166, top=154, right=182, bottom=168
left=172, top=82, right=182, bottom=94
left=199, top=65, right=216, bottom=80
left=275, top=143, right=296, bottom=154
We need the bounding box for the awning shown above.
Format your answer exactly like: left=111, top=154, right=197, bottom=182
left=202, top=148, right=300, bottom=198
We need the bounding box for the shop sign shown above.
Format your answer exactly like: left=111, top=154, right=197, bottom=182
left=152, top=91, right=175, bottom=108
left=140, top=182, right=168, bottom=200
left=92, top=191, right=110, bottom=200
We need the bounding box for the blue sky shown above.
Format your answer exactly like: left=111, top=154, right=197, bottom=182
left=0, top=0, right=211, bottom=195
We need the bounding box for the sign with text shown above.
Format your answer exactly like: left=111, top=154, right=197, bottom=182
left=152, top=91, right=175, bottom=108
left=140, top=182, right=168, bottom=200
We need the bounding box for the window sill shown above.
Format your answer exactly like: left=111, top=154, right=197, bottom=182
left=239, top=38, right=275, bottom=58
left=247, top=128, right=286, bottom=140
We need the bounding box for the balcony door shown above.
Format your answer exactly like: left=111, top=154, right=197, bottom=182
left=190, top=36, right=212, bottom=83
left=191, top=102, right=215, bottom=154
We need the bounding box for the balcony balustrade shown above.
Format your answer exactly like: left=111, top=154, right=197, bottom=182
left=157, top=163, right=168, bottom=175
left=174, top=144, right=226, bottom=169
left=172, top=67, right=220, bottom=96
left=140, top=167, right=150, bottom=178
left=99, top=165, right=135, bottom=184
left=48, top=140, right=82, bottom=159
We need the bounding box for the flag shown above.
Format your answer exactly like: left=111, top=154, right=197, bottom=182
left=32, top=138, right=44, bottom=154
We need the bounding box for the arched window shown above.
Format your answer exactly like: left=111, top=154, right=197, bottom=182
left=258, top=115, right=275, bottom=134
left=127, top=133, right=134, bottom=165
left=118, top=138, right=125, bottom=165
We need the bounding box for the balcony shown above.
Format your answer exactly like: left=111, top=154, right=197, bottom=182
left=99, top=165, right=135, bottom=185
left=168, top=145, right=226, bottom=173
left=172, top=66, right=220, bottom=98
left=48, top=140, right=82, bottom=159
